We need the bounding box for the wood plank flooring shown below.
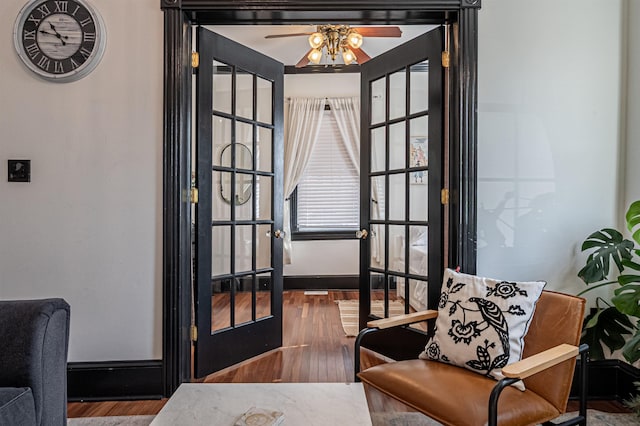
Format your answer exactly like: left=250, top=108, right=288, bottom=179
left=203, top=289, right=358, bottom=383
left=67, top=290, right=631, bottom=417
left=68, top=290, right=358, bottom=417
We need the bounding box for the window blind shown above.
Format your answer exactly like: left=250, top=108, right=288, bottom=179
left=296, top=110, right=360, bottom=231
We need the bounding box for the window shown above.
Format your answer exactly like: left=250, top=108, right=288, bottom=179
left=292, top=109, right=359, bottom=240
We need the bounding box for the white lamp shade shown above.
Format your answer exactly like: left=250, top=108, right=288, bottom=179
left=308, top=32, right=324, bottom=49
left=342, top=48, right=356, bottom=65
left=347, top=31, right=363, bottom=49
left=308, top=48, right=323, bottom=64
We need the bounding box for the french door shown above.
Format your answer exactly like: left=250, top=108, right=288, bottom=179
left=194, top=27, right=284, bottom=378
left=359, top=27, right=445, bottom=356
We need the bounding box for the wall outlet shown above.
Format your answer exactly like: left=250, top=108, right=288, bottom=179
left=8, top=160, right=30, bottom=182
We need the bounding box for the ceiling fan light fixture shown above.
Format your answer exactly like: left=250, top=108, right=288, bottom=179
left=308, top=48, right=323, bottom=64
left=342, top=48, right=356, bottom=65
left=347, top=31, right=363, bottom=49
left=308, top=32, right=324, bottom=49
left=268, top=24, right=401, bottom=67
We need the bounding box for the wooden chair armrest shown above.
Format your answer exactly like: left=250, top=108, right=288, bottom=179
left=501, top=343, right=579, bottom=380
left=366, top=310, right=438, bottom=330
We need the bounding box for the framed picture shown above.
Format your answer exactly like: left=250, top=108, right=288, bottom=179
left=410, top=136, right=427, bottom=184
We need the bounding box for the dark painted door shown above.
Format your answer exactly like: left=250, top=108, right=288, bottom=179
left=194, top=27, right=284, bottom=377
left=359, top=27, right=445, bottom=358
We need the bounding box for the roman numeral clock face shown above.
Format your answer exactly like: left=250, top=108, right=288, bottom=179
left=13, top=0, right=106, bottom=82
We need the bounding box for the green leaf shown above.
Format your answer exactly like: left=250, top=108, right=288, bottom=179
left=613, top=284, right=640, bottom=317
left=626, top=201, right=640, bottom=246
left=622, top=331, right=640, bottom=364
left=622, top=259, right=640, bottom=272
left=618, top=274, right=640, bottom=285
left=580, top=306, right=634, bottom=360
left=584, top=308, right=606, bottom=329
left=578, top=229, right=634, bottom=284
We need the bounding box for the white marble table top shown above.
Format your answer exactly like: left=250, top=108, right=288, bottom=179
left=151, top=382, right=372, bottom=426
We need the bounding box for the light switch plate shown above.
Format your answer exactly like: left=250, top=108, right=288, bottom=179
left=8, top=160, right=30, bottom=182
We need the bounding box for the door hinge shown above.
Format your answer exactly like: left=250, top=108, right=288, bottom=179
left=190, top=187, right=199, bottom=204
left=191, top=325, right=198, bottom=341
left=192, top=51, right=200, bottom=69
left=442, top=51, right=450, bottom=68
left=441, top=188, right=450, bottom=205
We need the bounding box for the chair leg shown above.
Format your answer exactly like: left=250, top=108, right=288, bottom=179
left=493, top=345, right=589, bottom=426
left=578, top=344, right=589, bottom=426
left=488, top=378, right=520, bottom=426
left=354, top=327, right=378, bottom=382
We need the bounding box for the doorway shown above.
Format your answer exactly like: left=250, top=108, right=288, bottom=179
left=161, top=0, right=480, bottom=396
left=195, top=24, right=441, bottom=380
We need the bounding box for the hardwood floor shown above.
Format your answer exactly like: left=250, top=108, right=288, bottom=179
left=67, top=400, right=168, bottom=417
left=203, top=289, right=358, bottom=383
left=68, top=290, right=358, bottom=417
left=67, top=290, right=632, bottom=417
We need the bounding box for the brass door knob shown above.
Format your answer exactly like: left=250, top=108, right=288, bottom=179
left=356, top=229, right=369, bottom=240
left=274, top=230, right=283, bottom=239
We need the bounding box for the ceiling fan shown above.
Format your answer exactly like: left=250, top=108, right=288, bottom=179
left=265, top=25, right=402, bottom=68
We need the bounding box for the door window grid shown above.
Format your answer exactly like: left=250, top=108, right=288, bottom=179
left=210, top=62, right=276, bottom=331
left=368, top=64, right=431, bottom=319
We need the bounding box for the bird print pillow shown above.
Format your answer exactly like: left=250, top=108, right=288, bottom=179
left=419, top=268, right=545, bottom=391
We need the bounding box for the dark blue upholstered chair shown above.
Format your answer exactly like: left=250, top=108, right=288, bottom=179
left=0, top=299, right=70, bottom=426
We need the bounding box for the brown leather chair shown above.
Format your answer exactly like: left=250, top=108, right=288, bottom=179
left=356, top=291, right=588, bottom=426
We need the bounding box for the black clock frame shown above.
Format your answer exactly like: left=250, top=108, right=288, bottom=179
left=160, top=0, right=480, bottom=397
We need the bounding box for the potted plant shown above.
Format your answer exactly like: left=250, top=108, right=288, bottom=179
left=578, top=200, right=640, bottom=363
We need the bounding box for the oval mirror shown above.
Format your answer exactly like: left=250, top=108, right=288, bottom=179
left=220, top=143, right=253, bottom=205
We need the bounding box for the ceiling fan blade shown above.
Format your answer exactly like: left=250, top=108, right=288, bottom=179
left=352, top=47, right=372, bottom=65
left=352, top=27, right=402, bottom=37
left=295, top=49, right=313, bottom=68
left=265, top=33, right=313, bottom=39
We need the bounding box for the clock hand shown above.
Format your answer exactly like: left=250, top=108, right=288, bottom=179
left=48, top=22, right=68, bottom=46
left=39, top=29, right=57, bottom=36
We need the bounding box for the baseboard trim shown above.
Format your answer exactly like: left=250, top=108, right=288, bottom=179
left=284, top=275, right=359, bottom=290
left=570, top=359, right=640, bottom=401
left=65, top=346, right=639, bottom=402
left=67, top=360, right=163, bottom=401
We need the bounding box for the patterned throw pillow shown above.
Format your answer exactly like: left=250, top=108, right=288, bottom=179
left=419, top=269, right=545, bottom=390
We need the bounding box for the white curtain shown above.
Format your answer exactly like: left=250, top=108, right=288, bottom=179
left=370, top=181, right=383, bottom=264
left=327, top=97, right=360, bottom=173
left=283, top=97, right=327, bottom=264
left=327, top=96, right=373, bottom=259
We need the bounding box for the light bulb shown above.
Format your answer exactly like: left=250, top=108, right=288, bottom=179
left=347, top=31, right=363, bottom=49
left=342, top=48, right=356, bottom=65
left=308, top=48, right=322, bottom=64
left=308, top=32, right=324, bottom=49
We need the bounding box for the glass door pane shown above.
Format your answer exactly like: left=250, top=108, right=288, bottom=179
left=210, top=61, right=277, bottom=332
left=236, top=69, right=253, bottom=120
left=410, top=61, right=429, bottom=114
left=361, top=28, right=444, bottom=336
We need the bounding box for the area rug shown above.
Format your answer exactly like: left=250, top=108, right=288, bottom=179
left=337, top=300, right=405, bottom=337
left=69, top=410, right=637, bottom=425
left=68, top=416, right=155, bottom=426
left=370, top=410, right=638, bottom=426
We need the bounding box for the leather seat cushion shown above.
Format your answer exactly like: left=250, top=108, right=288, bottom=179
left=0, top=387, right=36, bottom=426
left=359, top=359, right=561, bottom=426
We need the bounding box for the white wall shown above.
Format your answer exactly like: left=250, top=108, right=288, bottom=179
left=625, top=1, right=640, bottom=208
left=283, top=73, right=360, bottom=276
left=0, top=0, right=163, bottom=361
left=1, top=0, right=636, bottom=363
left=477, top=0, right=624, bottom=302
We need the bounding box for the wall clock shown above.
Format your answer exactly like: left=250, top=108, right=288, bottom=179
left=13, top=0, right=106, bottom=83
